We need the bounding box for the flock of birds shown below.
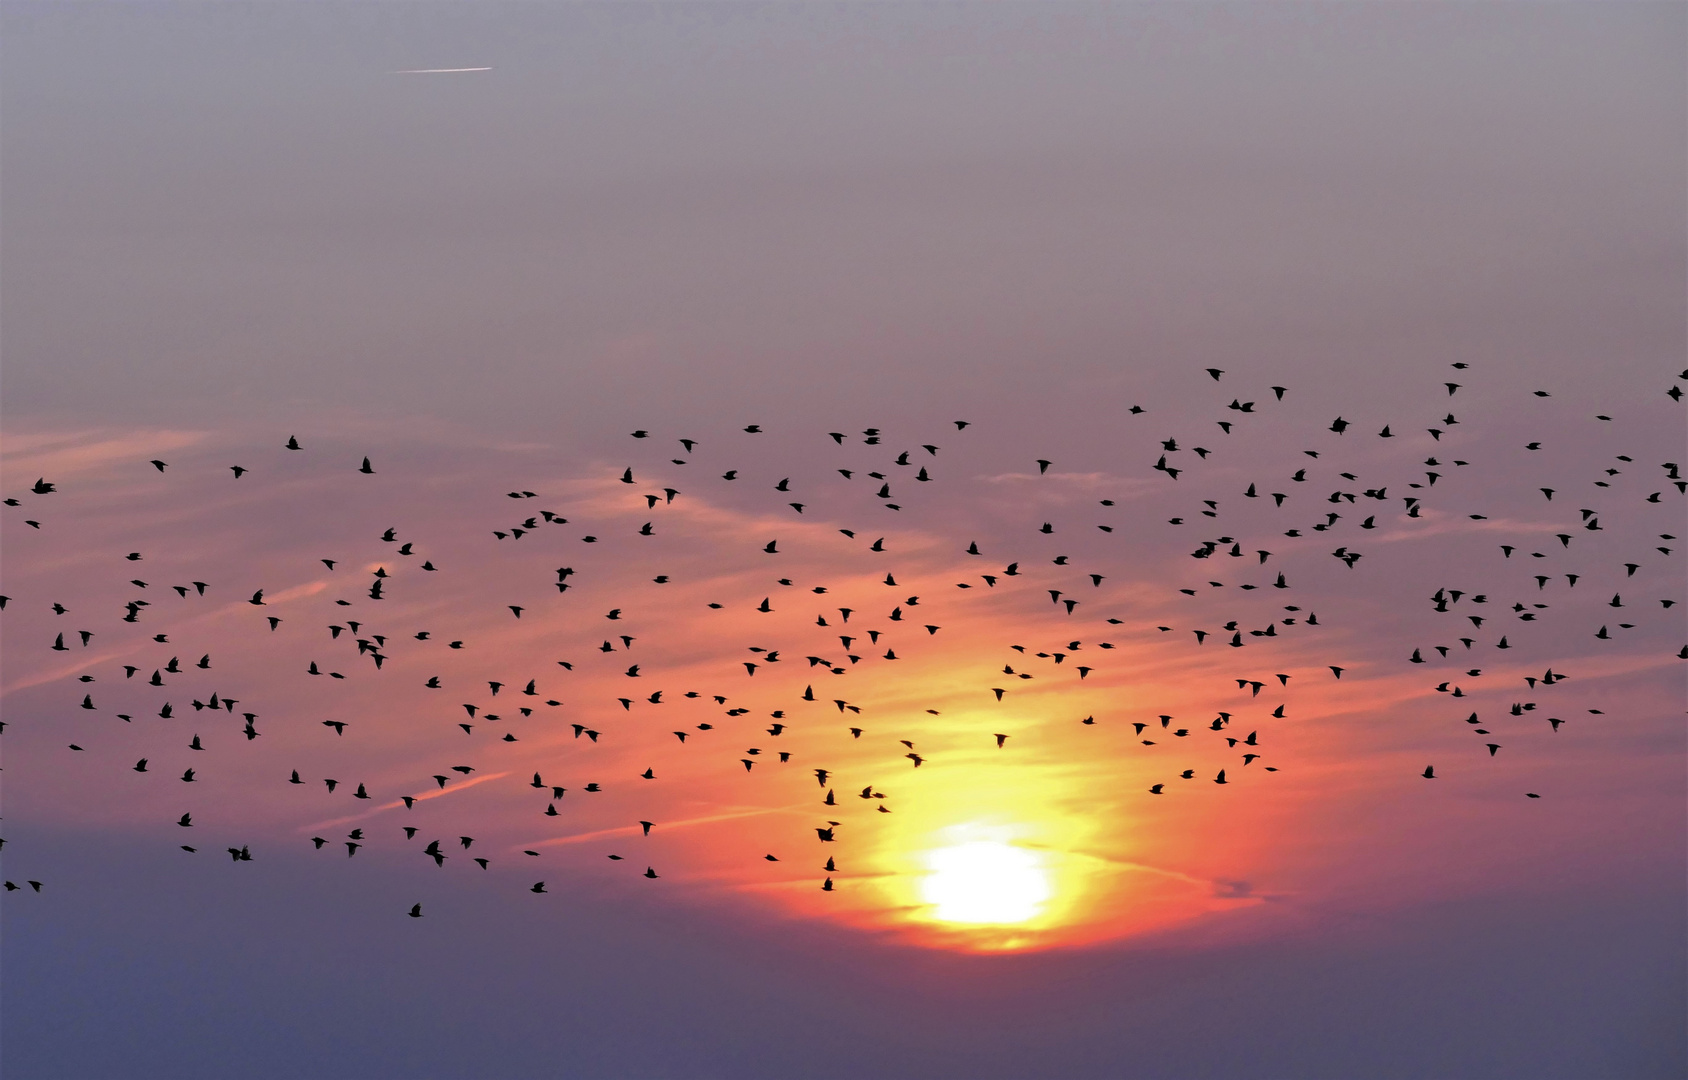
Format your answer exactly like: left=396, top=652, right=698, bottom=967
left=4, top=364, right=1682, bottom=917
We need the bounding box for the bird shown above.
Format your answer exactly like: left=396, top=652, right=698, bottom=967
left=5, top=364, right=1660, bottom=939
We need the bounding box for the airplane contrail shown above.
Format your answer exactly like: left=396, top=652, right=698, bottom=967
left=392, top=67, right=492, bottom=74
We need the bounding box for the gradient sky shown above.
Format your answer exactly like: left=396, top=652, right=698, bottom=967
left=3, top=4, right=1684, bottom=1079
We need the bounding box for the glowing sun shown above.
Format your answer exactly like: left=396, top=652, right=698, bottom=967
left=920, top=841, right=1052, bottom=924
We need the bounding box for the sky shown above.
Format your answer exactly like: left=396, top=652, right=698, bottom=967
left=2, top=4, right=1684, bottom=1078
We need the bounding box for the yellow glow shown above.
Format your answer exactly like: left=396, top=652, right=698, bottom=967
left=920, top=840, right=1051, bottom=924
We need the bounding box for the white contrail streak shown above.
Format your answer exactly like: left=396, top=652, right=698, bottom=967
left=392, top=67, right=492, bottom=74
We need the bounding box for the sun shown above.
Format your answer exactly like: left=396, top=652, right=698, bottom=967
left=920, top=841, right=1052, bottom=924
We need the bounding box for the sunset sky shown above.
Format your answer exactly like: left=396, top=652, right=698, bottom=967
left=3, top=5, right=1684, bottom=1078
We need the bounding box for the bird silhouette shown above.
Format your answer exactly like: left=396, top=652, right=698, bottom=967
left=6, top=364, right=1667, bottom=933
